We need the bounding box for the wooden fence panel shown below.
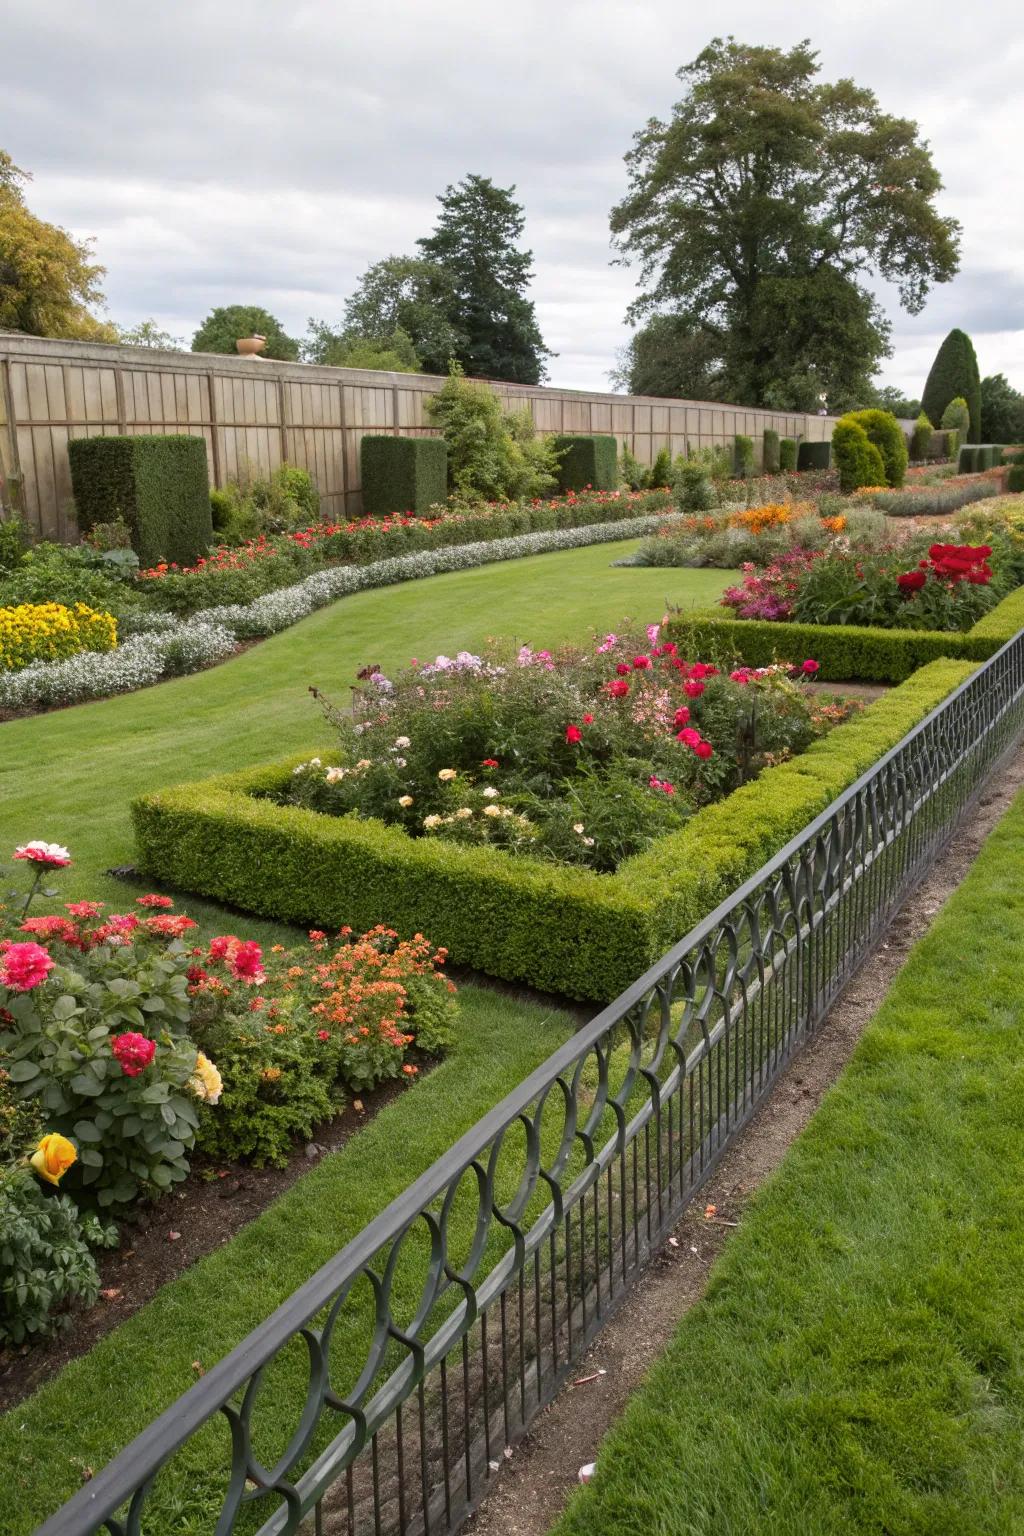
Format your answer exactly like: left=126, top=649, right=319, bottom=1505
left=0, top=334, right=866, bottom=541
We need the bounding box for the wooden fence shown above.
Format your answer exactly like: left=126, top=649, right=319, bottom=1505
left=0, top=333, right=839, bottom=543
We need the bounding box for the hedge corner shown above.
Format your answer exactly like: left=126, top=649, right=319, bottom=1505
left=552, top=435, right=618, bottom=494
left=68, top=433, right=212, bottom=567
left=360, top=435, right=448, bottom=517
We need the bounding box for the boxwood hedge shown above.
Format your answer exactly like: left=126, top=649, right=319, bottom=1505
left=69, top=434, right=212, bottom=567
left=132, top=660, right=974, bottom=1003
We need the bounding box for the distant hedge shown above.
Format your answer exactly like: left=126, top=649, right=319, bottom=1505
left=134, top=662, right=973, bottom=1002
left=360, top=436, right=447, bottom=517
left=734, top=434, right=755, bottom=477
left=779, top=438, right=797, bottom=472
left=552, top=435, right=618, bottom=493
left=762, top=430, right=780, bottom=474
left=797, top=440, right=831, bottom=471
left=69, top=434, right=211, bottom=567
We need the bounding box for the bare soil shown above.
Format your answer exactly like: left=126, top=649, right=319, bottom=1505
left=466, top=744, right=1024, bottom=1536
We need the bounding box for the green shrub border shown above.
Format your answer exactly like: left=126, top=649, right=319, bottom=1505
left=132, top=660, right=974, bottom=1003
left=797, top=440, right=831, bottom=471
left=552, top=435, right=618, bottom=493
left=667, top=584, right=1024, bottom=683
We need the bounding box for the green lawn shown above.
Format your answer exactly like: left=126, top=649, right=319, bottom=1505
left=0, top=541, right=732, bottom=1532
left=0, top=537, right=732, bottom=936
left=553, top=784, right=1024, bottom=1535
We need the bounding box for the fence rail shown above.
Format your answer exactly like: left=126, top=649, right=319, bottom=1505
left=0, top=333, right=840, bottom=544
left=37, top=630, right=1024, bottom=1536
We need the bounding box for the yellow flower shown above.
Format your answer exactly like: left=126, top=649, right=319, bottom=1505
left=437, top=768, right=457, bottom=781
left=190, top=1051, right=223, bottom=1105
left=30, top=1132, right=77, bottom=1185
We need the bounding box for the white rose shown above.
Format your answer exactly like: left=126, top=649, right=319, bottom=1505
left=482, top=785, right=499, bottom=798
left=483, top=804, right=501, bottom=818
left=355, top=759, right=371, bottom=770
left=573, top=823, right=585, bottom=835
left=455, top=806, right=473, bottom=820
left=325, top=766, right=346, bottom=784
left=423, top=814, right=442, bottom=829
left=398, top=795, right=414, bottom=807
left=438, top=768, right=457, bottom=781
left=394, top=736, right=411, bottom=748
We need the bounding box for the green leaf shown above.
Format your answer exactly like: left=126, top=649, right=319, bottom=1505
left=52, top=994, right=80, bottom=1021
left=6, top=1059, right=40, bottom=1082
left=72, top=1120, right=102, bottom=1143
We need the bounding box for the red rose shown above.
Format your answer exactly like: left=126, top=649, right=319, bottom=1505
left=582, top=713, right=594, bottom=724
left=676, top=727, right=701, bottom=747
left=111, top=1031, right=157, bottom=1077
left=897, top=570, right=927, bottom=592
left=694, top=740, right=714, bottom=760
left=565, top=724, right=582, bottom=744
left=615, top=662, right=631, bottom=676
left=230, top=940, right=264, bottom=981
left=606, top=679, right=630, bottom=699
left=684, top=680, right=705, bottom=699
left=632, top=655, right=651, bottom=670
left=136, top=894, right=174, bottom=909
left=802, top=659, right=820, bottom=675
left=482, top=758, right=499, bottom=768
left=673, top=706, right=691, bottom=727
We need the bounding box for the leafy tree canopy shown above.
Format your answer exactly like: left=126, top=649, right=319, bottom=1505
left=610, top=39, right=960, bottom=411
left=0, top=150, right=115, bottom=341
left=980, top=373, right=1024, bottom=444
left=115, top=319, right=185, bottom=350
left=302, top=320, right=421, bottom=373
left=921, top=328, right=981, bottom=443
left=191, top=304, right=299, bottom=361
left=317, top=256, right=464, bottom=374
left=866, top=383, right=922, bottom=418
left=418, top=175, right=551, bottom=384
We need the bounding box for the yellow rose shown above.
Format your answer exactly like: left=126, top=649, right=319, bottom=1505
left=30, top=1133, right=78, bottom=1185
left=190, top=1051, right=223, bottom=1105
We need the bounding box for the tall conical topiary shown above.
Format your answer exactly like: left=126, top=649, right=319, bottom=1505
left=921, top=329, right=981, bottom=443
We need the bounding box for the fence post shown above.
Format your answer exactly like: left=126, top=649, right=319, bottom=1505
left=207, top=373, right=222, bottom=488
left=0, top=358, right=23, bottom=516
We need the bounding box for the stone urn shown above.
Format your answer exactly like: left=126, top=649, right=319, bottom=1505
left=236, top=334, right=267, bottom=359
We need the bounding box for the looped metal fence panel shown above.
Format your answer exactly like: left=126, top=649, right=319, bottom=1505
left=39, top=631, right=1024, bottom=1536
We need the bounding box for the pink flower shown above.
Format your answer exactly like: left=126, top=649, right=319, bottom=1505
left=694, top=741, right=714, bottom=760
left=684, top=681, right=705, bottom=699
left=136, top=894, right=174, bottom=909
left=111, top=1031, right=157, bottom=1076
left=0, top=940, right=54, bottom=991
left=317, top=1029, right=331, bottom=1041
left=730, top=669, right=750, bottom=684
left=565, top=723, right=583, bottom=744
left=677, top=727, right=701, bottom=747
left=65, top=901, right=103, bottom=917
left=615, top=662, right=631, bottom=676
left=648, top=776, right=675, bottom=795
left=582, top=713, right=594, bottom=725
left=802, top=659, right=820, bottom=675
left=209, top=934, right=238, bottom=961
left=596, top=633, right=618, bottom=654
left=143, top=914, right=198, bottom=938
left=230, top=940, right=265, bottom=981
left=646, top=623, right=660, bottom=644
left=661, top=642, right=678, bottom=657
left=13, top=841, right=71, bottom=869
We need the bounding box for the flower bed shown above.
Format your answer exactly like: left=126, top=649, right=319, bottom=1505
left=0, top=842, right=456, bottom=1345
left=0, top=511, right=685, bottom=715
left=132, top=659, right=973, bottom=1002
left=630, top=501, right=870, bottom=571
left=0, top=601, right=116, bottom=671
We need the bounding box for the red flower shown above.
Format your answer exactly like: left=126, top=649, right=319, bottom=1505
left=677, top=727, right=701, bottom=747
left=582, top=713, right=594, bottom=725
left=111, top=1031, right=157, bottom=1077
left=802, top=659, right=820, bottom=675
left=209, top=934, right=239, bottom=961
left=648, top=776, right=676, bottom=795
left=673, top=706, right=691, bottom=727
left=694, top=741, right=714, bottom=760
left=482, top=758, right=499, bottom=768
left=897, top=570, right=927, bottom=592
left=20, top=915, right=80, bottom=946
left=615, top=662, right=631, bottom=676
left=65, top=901, right=103, bottom=917
left=684, top=680, right=705, bottom=699
left=661, top=642, right=678, bottom=656
left=0, top=940, right=54, bottom=991
left=606, top=679, right=630, bottom=699
left=143, top=914, right=198, bottom=938
left=730, top=669, right=751, bottom=684
left=317, top=1029, right=331, bottom=1041
left=230, top=940, right=265, bottom=981
left=632, top=655, right=652, bottom=670
left=186, top=964, right=209, bottom=984
left=565, top=724, right=583, bottom=744
left=136, top=894, right=174, bottom=909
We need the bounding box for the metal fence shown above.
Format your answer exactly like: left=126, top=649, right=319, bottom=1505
left=38, top=630, right=1024, bottom=1536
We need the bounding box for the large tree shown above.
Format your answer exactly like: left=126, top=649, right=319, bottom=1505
left=611, top=314, right=727, bottom=399
left=303, top=319, right=421, bottom=373
left=980, top=373, right=1024, bottom=444
left=418, top=175, right=551, bottom=384
left=0, top=151, right=115, bottom=340
left=191, top=304, right=298, bottom=361
left=921, top=328, right=981, bottom=442
left=610, top=39, right=960, bottom=411
left=318, top=255, right=464, bottom=374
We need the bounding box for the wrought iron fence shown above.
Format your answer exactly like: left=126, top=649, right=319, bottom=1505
left=38, top=630, right=1024, bottom=1536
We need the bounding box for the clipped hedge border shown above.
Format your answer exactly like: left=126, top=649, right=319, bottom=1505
left=133, top=660, right=974, bottom=1002
left=667, top=584, right=1024, bottom=683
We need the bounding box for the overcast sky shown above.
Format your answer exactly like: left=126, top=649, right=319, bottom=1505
left=5, top=0, right=1022, bottom=398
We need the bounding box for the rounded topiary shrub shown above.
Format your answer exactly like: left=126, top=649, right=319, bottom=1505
left=911, top=412, right=933, bottom=460
left=832, top=419, right=887, bottom=493
left=834, top=409, right=907, bottom=489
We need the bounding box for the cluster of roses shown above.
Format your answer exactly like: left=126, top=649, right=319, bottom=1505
left=590, top=645, right=719, bottom=764
left=720, top=549, right=824, bottom=621
left=896, top=542, right=993, bottom=595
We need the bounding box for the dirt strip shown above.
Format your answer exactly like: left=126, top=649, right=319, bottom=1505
left=467, top=744, right=1024, bottom=1536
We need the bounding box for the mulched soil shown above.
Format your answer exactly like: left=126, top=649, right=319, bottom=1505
left=0, top=1077, right=405, bottom=1413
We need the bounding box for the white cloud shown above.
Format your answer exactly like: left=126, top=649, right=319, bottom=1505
left=5, top=0, right=1022, bottom=395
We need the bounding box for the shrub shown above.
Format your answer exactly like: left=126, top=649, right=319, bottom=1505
left=779, top=438, right=798, bottom=471
left=360, top=436, right=448, bottom=516
left=0, top=516, right=27, bottom=572
left=132, top=663, right=973, bottom=1001
left=941, top=396, right=971, bottom=439
left=797, top=440, right=831, bottom=471
left=673, top=454, right=716, bottom=512
left=648, top=447, right=673, bottom=488
left=552, top=434, right=618, bottom=493
left=69, top=434, right=212, bottom=567
left=733, top=434, right=755, bottom=477
left=619, top=442, right=646, bottom=491
left=838, top=409, right=908, bottom=488
left=0, top=602, right=116, bottom=671
left=424, top=366, right=560, bottom=502
left=0, top=1164, right=115, bottom=1345
left=922, top=329, right=981, bottom=444
left=871, top=481, right=999, bottom=518
left=832, top=419, right=886, bottom=492
left=943, top=429, right=960, bottom=460
left=911, top=412, right=933, bottom=459
left=1008, top=465, right=1024, bottom=493
left=762, top=430, right=780, bottom=474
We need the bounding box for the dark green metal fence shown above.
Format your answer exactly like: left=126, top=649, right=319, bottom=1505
left=38, top=630, right=1024, bottom=1536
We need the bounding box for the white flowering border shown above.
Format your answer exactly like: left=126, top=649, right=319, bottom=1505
left=0, top=513, right=689, bottom=713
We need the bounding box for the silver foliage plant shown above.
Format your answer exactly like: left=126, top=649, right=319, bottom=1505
left=0, top=515, right=686, bottom=711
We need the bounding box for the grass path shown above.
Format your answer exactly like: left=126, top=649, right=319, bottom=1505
left=0, top=538, right=731, bottom=939
left=553, top=780, right=1024, bottom=1536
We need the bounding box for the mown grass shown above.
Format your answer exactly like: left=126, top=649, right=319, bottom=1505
left=0, top=543, right=732, bottom=1531
left=553, top=784, right=1024, bottom=1535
